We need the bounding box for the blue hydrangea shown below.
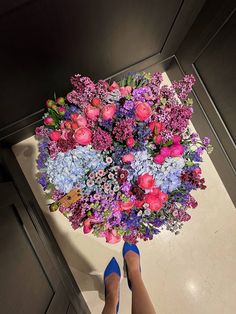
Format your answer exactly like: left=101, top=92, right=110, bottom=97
left=46, top=146, right=107, bottom=193
left=128, top=150, right=185, bottom=193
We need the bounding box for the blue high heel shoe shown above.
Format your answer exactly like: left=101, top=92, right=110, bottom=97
left=104, top=257, right=121, bottom=313
left=122, top=242, right=141, bottom=290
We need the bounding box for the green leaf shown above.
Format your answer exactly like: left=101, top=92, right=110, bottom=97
left=160, top=97, right=167, bottom=105
left=186, top=98, right=193, bottom=106
left=186, top=160, right=194, bottom=166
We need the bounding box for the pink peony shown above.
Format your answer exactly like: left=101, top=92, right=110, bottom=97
left=58, top=107, right=66, bottom=115
left=158, top=191, right=168, bottom=203
left=137, top=173, right=155, bottom=190
left=173, top=135, right=181, bottom=144
left=108, top=81, right=119, bottom=91
left=120, top=201, right=134, bottom=211
left=49, top=131, right=61, bottom=141
left=126, top=137, right=135, bottom=148
left=122, top=153, right=135, bottom=163
left=170, top=144, right=184, bottom=157
left=120, top=86, right=132, bottom=97
left=85, top=105, right=100, bottom=121
left=44, top=117, right=54, bottom=126
left=77, top=115, right=87, bottom=127
left=83, top=219, right=92, bottom=234
left=134, top=199, right=145, bottom=208
left=101, top=103, right=116, bottom=120
left=74, top=127, right=92, bottom=145
left=153, top=135, right=162, bottom=144
left=144, top=192, right=162, bottom=211
left=152, top=187, right=161, bottom=195
left=149, top=121, right=163, bottom=133
left=160, top=147, right=171, bottom=157
left=153, top=154, right=165, bottom=164
left=135, top=102, right=152, bottom=121
left=71, top=114, right=87, bottom=127
left=193, top=167, right=202, bottom=175
left=56, top=97, right=65, bottom=105
left=105, top=230, right=121, bottom=244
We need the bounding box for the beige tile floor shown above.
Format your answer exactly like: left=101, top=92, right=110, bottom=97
left=12, top=73, right=236, bottom=314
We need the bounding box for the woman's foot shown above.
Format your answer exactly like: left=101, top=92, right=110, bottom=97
left=104, top=272, right=120, bottom=306
left=124, top=250, right=141, bottom=282
left=103, top=257, right=121, bottom=313
left=123, top=243, right=141, bottom=289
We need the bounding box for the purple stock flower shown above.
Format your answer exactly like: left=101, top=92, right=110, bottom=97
left=202, top=137, right=210, bottom=145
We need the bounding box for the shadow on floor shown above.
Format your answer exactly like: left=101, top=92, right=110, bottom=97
left=13, top=141, right=121, bottom=302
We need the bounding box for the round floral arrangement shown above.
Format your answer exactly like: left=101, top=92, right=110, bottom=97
left=35, top=72, right=213, bottom=244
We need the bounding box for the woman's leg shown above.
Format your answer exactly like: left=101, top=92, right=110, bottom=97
left=125, top=251, right=156, bottom=314
left=102, top=272, right=120, bottom=314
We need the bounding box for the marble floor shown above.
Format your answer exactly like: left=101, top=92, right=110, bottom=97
left=12, top=73, right=236, bottom=314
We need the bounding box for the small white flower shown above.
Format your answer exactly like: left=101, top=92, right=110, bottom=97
left=108, top=173, right=114, bottom=179
left=144, top=209, right=151, bottom=216
left=86, top=180, right=94, bottom=187
left=143, top=203, right=149, bottom=209
left=106, top=157, right=113, bottom=164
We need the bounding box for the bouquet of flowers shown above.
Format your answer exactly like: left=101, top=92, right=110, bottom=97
left=35, top=72, right=212, bottom=244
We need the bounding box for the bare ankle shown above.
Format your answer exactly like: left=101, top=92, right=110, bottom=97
left=128, top=268, right=141, bottom=283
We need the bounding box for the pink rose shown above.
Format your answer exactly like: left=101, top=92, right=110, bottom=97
left=76, top=115, right=87, bottom=127
left=71, top=113, right=79, bottom=122
left=83, top=219, right=92, bottom=234
left=193, top=167, right=202, bottom=175
left=158, top=191, right=168, bottom=203
left=152, top=187, right=161, bottom=195
left=56, top=97, right=65, bottom=105
left=122, top=153, right=135, bottom=163
left=74, top=127, right=92, bottom=145
left=137, top=173, right=155, bottom=190
left=64, top=121, right=72, bottom=129
left=173, top=135, right=181, bottom=144
left=126, top=137, right=135, bottom=148
left=144, top=192, right=162, bottom=211
left=44, top=117, right=54, bottom=126
left=58, top=107, right=66, bottom=115
left=101, top=103, right=116, bottom=120
left=49, top=131, right=61, bottom=141
left=91, top=97, right=101, bottom=107
left=119, top=87, right=128, bottom=97
left=149, top=121, right=163, bottom=133
left=170, top=144, right=184, bottom=157
left=46, top=99, right=55, bottom=108
left=120, top=201, right=134, bottom=211
left=85, top=105, right=100, bottom=121
left=120, top=86, right=132, bottom=97
left=60, top=129, right=70, bottom=140
left=108, top=81, right=119, bottom=91
left=71, top=122, right=79, bottom=129
left=134, top=199, right=145, bottom=208
left=105, top=230, right=121, bottom=244
left=160, top=147, right=171, bottom=157
left=135, top=102, right=152, bottom=121
left=153, top=154, right=165, bottom=164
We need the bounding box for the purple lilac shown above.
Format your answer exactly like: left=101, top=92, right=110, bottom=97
left=92, top=127, right=112, bottom=150
left=172, top=74, right=196, bottom=100
left=113, top=118, right=134, bottom=141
